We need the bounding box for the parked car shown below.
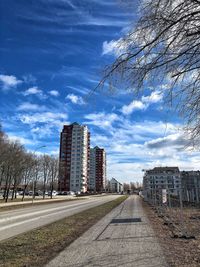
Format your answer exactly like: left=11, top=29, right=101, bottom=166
left=48, top=190, right=58, bottom=196
left=28, top=191, right=33, bottom=196
left=68, top=191, right=75, bottom=196
left=34, top=190, right=43, bottom=196
left=18, top=191, right=24, bottom=195
left=61, top=191, right=68, bottom=195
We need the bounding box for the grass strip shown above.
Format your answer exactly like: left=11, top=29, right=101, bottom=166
left=0, top=195, right=128, bottom=267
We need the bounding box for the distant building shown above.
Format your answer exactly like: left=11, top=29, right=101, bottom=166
left=181, top=171, right=200, bottom=203
left=58, top=123, right=90, bottom=193
left=89, top=146, right=106, bottom=192
left=109, top=178, right=123, bottom=193
left=143, top=167, right=181, bottom=200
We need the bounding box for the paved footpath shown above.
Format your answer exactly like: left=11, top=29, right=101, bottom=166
left=46, top=195, right=168, bottom=267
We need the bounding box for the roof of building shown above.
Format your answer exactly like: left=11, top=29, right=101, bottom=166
left=181, top=170, right=200, bottom=175
left=91, top=146, right=105, bottom=151
left=110, top=177, right=122, bottom=185
left=146, top=166, right=180, bottom=174
left=63, top=122, right=88, bottom=129
left=153, top=167, right=179, bottom=171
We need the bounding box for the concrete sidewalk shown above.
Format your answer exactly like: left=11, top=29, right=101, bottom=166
left=46, top=195, right=168, bottom=267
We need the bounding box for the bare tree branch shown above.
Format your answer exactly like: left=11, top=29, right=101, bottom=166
left=101, top=0, right=200, bottom=144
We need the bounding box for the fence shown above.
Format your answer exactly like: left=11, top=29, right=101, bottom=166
left=144, top=187, right=200, bottom=239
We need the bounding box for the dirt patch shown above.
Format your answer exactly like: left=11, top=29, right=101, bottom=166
left=142, top=200, right=200, bottom=267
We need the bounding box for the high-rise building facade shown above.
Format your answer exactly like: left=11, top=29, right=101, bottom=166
left=58, top=122, right=90, bottom=193
left=89, top=146, right=106, bottom=192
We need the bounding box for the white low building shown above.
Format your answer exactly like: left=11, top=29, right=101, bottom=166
left=109, top=178, right=123, bottom=193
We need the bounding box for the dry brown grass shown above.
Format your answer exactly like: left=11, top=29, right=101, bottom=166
left=143, top=201, right=200, bottom=267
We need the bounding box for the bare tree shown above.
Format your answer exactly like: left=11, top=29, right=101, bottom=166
left=123, top=183, right=130, bottom=192
left=11, top=148, right=26, bottom=200
left=2, top=141, right=25, bottom=202
left=41, top=155, right=51, bottom=199
left=102, top=0, right=200, bottom=142
left=21, top=153, right=35, bottom=201
left=0, top=132, right=7, bottom=189
left=130, top=182, right=137, bottom=191
left=0, top=124, right=60, bottom=202
left=31, top=157, right=42, bottom=199
left=48, top=156, right=59, bottom=199
left=0, top=124, right=59, bottom=202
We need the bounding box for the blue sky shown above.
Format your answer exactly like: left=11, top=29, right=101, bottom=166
left=1, top=0, right=200, bottom=183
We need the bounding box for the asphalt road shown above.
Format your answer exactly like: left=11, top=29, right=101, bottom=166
left=0, top=195, right=121, bottom=241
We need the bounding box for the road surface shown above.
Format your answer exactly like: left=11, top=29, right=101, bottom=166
left=0, top=195, right=120, bottom=241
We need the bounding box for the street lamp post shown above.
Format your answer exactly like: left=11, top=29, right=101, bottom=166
left=32, top=145, right=46, bottom=204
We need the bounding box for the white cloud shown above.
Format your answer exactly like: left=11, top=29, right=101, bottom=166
left=121, top=91, right=163, bottom=115
left=102, top=39, right=120, bottom=56
left=22, top=74, right=37, bottom=84
left=84, top=112, right=121, bottom=129
left=23, top=86, right=45, bottom=98
left=8, top=135, right=33, bottom=145
left=19, top=112, right=67, bottom=125
left=18, top=112, right=68, bottom=138
left=102, top=33, right=134, bottom=56
left=49, top=90, right=60, bottom=97
left=30, top=125, right=55, bottom=138
left=142, top=91, right=163, bottom=104
left=145, top=133, right=190, bottom=150
left=121, top=100, right=146, bottom=115
left=0, top=74, right=22, bottom=90
left=66, top=93, right=85, bottom=105
left=17, top=102, right=44, bottom=111
left=23, top=86, right=48, bottom=100
left=49, top=149, right=59, bottom=156
left=102, top=38, right=128, bottom=56
left=85, top=117, right=191, bottom=182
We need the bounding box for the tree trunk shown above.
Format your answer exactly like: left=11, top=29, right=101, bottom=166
left=22, top=183, right=28, bottom=201
left=5, top=175, right=12, bottom=203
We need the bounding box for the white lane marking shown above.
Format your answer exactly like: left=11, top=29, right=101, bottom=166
left=0, top=198, right=115, bottom=232
left=0, top=199, right=104, bottom=223
left=0, top=196, right=117, bottom=225
left=0, top=196, right=114, bottom=217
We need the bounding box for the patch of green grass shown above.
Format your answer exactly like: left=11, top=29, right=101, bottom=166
left=0, top=195, right=128, bottom=267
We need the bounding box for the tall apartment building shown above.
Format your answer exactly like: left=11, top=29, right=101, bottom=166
left=89, top=146, right=106, bottom=192
left=58, top=122, right=90, bottom=193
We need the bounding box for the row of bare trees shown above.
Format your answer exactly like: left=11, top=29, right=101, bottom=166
left=0, top=125, right=59, bottom=202
left=123, top=182, right=143, bottom=193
